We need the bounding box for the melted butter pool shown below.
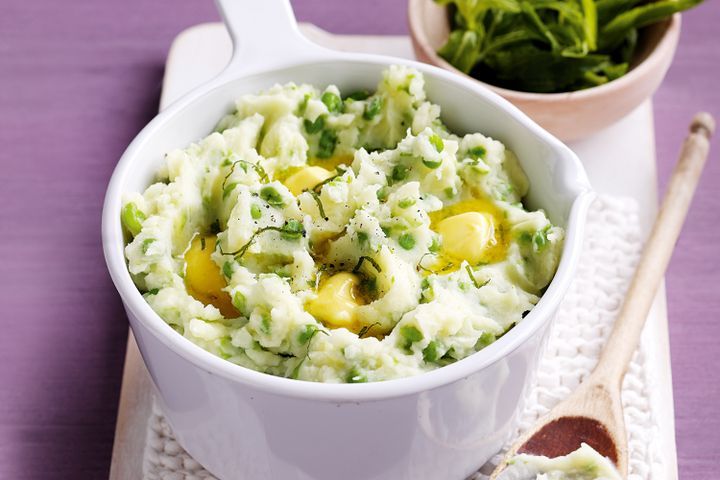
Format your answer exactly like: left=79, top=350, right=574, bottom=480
left=427, top=198, right=509, bottom=272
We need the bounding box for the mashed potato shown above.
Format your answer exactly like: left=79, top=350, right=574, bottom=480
left=499, top=443, right=621, bottom=479
left=122, top=66, right=564, bottom=383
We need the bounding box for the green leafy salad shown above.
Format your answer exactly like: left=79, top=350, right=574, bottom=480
left=437, top=0, right=704, bottom=93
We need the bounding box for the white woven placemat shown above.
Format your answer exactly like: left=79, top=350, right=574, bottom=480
left=144, top=194, right=661, bottom=480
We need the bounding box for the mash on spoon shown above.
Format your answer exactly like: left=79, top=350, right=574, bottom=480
left=500, top=443, right=621, bottom=480
left=122, top=66, right=563, bottom=383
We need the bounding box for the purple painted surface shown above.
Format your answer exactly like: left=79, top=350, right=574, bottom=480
left=0, top=0, right=717, bottom=478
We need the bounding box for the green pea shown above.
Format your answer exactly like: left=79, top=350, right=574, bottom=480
left=260, top=314, right=272, bottom=335
left=260, top=186, right=285, bottom=207
left=274, top=266, right=292, bottom=278
left=398, top=198, right=415, bottom=209
left=398, top=233, right=415, bottom=250
left=280, top=219, right=305, bottom=240
left=468, top=145, right=486, bottom=160
left=428, top=236, right=441, bottom=253
left=232, top=291, right=246, bottom=312
left=121, top=202, right=146, bottom=237
left=376, top=186, right=390, bottom=202
left=475, top=332, right=496, bottom=350
left=141, top=238, right=155, bottom=254
left=422, top=341, right=440, bottom=363
left=345, top=90, right=371, bottom=101
left=346, top=366, right=368, bottom=383
left=223, top=182, right=238, bottom=199
left=422, top=158, right=442, bottom=169
left=298, top=93, right=311, bottom=115
left=317, top=129, right=337, bottom=159
left=392, top=164, right=410, bottom=183
left=222, top=261, right=234, bottom=278
left=420, top=283, right=435, bottom=304
left=533, top=228, right=549, bottom=251
left=518, top=231, right=533, bottom=244
left=250, top=204, right=262, bottom=220
left=321, top=91, right=343, bottom=113
left=363, top=96, right=383, bottom=120
left=399, top=325, right=424, bottom=352
left=429, top=134, right=444, bottom=153
left=303, top=115, right=325, bottom=134
left=440, top=347, right=456, bottom=364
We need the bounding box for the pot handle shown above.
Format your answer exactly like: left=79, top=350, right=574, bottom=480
left=214, top=0, right=330, bottom=77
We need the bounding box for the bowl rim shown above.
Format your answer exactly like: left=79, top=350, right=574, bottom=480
left=407, top=0, right=681, bottom=101
left=102, top=52, right=594, bottom=402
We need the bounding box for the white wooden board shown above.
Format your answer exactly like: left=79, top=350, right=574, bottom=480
left=109, top=23, right=677, bottom=480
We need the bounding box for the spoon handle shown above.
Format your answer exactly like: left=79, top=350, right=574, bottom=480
left=593, top=113, right=714, bottom=385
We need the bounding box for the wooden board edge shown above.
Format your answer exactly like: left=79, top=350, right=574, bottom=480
left=108, top=333, right=153, bottom=480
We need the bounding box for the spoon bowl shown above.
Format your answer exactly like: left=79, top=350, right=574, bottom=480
left=491, top=374, right=626, bottom=478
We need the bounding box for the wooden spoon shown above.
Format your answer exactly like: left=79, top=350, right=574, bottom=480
left=491, top=112, right=715, bottom=479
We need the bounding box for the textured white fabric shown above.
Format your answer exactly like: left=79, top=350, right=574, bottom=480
left=144, top=195, right=662, bottom=480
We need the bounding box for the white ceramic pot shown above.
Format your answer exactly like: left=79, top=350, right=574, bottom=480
left=102, top=1, right=593, bottom=479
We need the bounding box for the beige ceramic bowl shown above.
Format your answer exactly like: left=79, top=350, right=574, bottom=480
left=409, top=0, right=681, bottom=141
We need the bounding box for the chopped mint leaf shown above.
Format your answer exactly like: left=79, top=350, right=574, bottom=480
left=298, top=324, right=319, bottom=344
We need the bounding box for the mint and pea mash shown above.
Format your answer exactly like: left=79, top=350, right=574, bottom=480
left=437, top=0, right=704, bottom=93
left=121, top=66, right=564, bottom=383
left=499, top=443, right=622, bottom=479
